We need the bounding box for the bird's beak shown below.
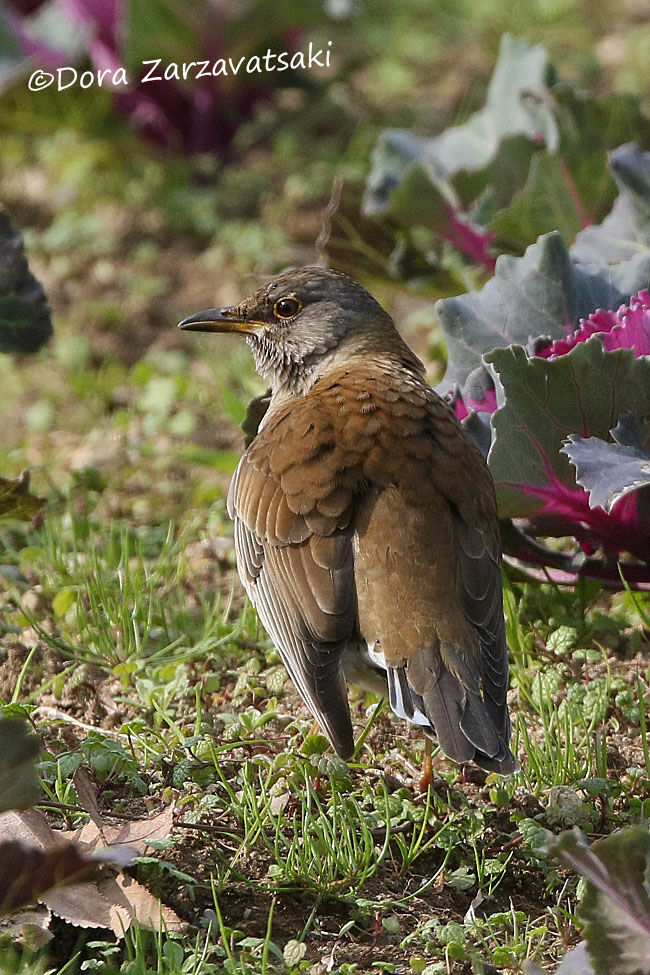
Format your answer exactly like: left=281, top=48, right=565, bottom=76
left=177, top=306, right=263, bottom=334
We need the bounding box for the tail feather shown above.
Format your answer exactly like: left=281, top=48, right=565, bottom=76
left=387, top=647, right=517, bottom=774
left=422, top=669, right=475, bottom=765
left=387, top=665, right=430, bottom=727
left=460, top=688, right=500, bottom=758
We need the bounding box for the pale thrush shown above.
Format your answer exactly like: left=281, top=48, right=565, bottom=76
left=179, top=267, right=516, bottom=774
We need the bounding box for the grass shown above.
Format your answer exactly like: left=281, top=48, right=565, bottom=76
left=2, top=479, right=649, bottom=972
left=1, top=2, right=650, bottom=971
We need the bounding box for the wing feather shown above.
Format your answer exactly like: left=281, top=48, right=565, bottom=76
left=452, top=514, right=515, bottom=771
left=228, top=395, right=361, bottom=759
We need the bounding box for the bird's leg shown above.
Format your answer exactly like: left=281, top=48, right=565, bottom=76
left=307, top=720, right=325, bottom=793
left=419, top=737, right=434, bottom=792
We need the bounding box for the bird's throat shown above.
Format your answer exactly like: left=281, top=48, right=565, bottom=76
left=246, top=332, right=336, bottom=397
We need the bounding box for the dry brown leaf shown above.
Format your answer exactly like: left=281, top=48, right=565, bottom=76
left=66, top=805, right=174, bottom=855
left=115, top=875, right=184, bottom=933
left=72, top=768, right=105, bottom=832
left=43, top=876, right=131, bottom=936
left=0, top=808, right=133, bottom=867
left=0, top=808, right=130, bottom=916
left=74, top=818, right=107, bottom=848
left=103, top=805, right=174, bottom=853
left=0, top=805, right=180, bottom=936
left=0, top=808, right=60, bottom=850
left=44, top=875, right=184, bottom=936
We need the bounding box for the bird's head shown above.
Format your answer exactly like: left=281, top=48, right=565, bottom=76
left=178, top=266, right=422, bottom=393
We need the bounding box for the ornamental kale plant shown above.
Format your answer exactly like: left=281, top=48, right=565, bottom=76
left=364, top=34, right=650, bottom=294
left=438, top=143, right=650, bottom=586
left=526, top=827, right=650, bottom=975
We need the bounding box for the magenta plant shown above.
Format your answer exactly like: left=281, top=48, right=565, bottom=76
left=451, top=292, right=650, bottom=577
left=537, top=291, right=650, bottom=360
left=365, top=36, right=650, bottom=588
left=436, top=143, right=650, bottom=587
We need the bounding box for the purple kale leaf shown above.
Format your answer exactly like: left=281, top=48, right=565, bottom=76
left=561, top=414, right=650, bottom=515
left=485, top=339, right=650, bottom=562
left=545, top=827, right=650, bottom=975
left=538, top=289, right=650, bottom=359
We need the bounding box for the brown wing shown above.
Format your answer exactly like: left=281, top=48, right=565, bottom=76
left=330, top=363, right=515, bottom=772
left=430, top=406, right=514, bottom=770
left=227, top=395, right=363, bottom=759
left=453, top=516, right=513, bottom=768
left=403, top=512, right=514, bottom=773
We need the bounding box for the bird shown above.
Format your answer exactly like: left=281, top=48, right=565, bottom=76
left=179, top=267, right=516, bottom=778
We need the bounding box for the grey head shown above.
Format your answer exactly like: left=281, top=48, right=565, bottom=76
left=178, top=266, right=423, bottom=393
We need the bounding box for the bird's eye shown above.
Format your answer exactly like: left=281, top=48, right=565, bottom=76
left=273, top=296, right=303, bottom=320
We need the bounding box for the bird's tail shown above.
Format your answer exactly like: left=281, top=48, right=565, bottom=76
left=387, top=652, right=517, bottom=774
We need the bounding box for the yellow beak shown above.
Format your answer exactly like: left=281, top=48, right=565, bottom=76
left=177, top=306, right=263, bottom=334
